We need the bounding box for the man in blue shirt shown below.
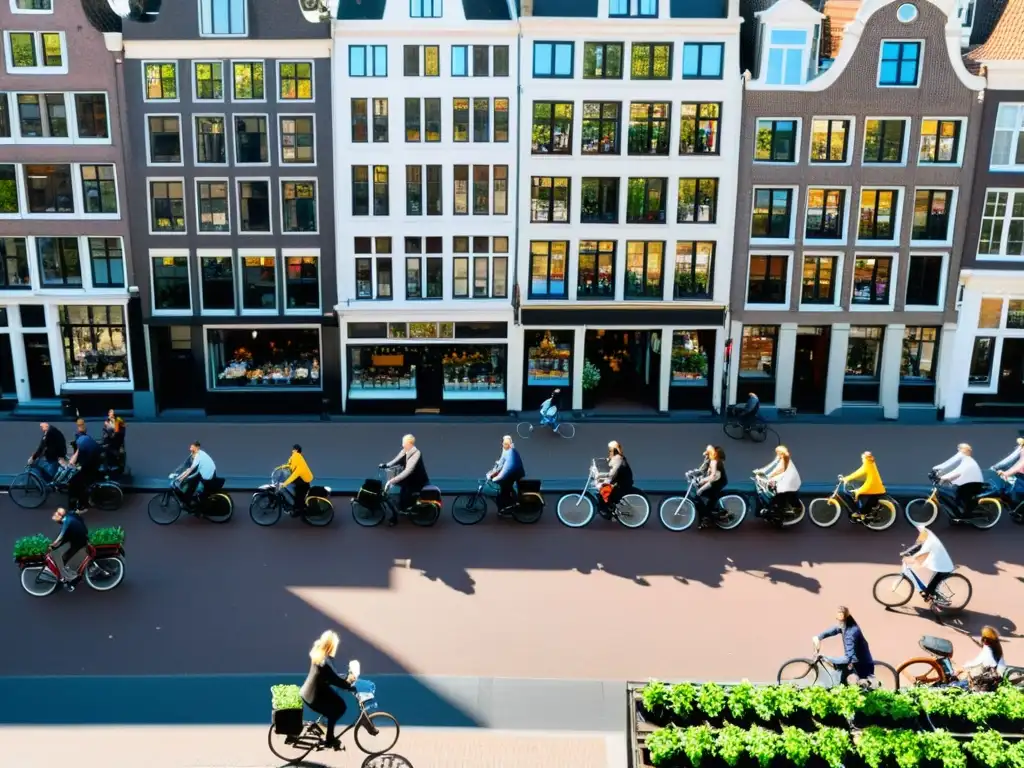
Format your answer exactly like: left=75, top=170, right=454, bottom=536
left=49, top=506, right=88, bottom=585
left=66, top=419, right=101, bottom=512
left=488, top=435, right=525, bottom=511
left=176, top=441, right=218, bottom=504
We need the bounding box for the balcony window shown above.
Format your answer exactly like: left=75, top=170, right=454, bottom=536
left=851, top=257, right=892, bottom=305
left=624, top=241, right=664, bottom=298
left=577, top=240, right=615, bottom=299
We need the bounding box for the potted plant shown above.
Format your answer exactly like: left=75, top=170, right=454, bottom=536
left=89, top=526, right=126, bottom=553
left=581, top=359, right=601, bottom=409
left=270, top=684, right=304, bottom=735
left=13, top=534, right=50, bottom=565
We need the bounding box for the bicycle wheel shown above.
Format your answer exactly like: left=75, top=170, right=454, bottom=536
left=933, top=573, right=972, bottom=614
left=147, top=492, right=182, bottom=525
left=555, top=422, right=576, bottom=439
left=715, top=494, right=747, bottom=530
left=84, top=556, right=126, bottom=591
left=723, top=421, right=745, bottom=440
left=9, top=471, right=47, bottom=509
left=970, top=498, right=1002, bottom=529
left=808, top=497, right=842, bottom=528
left=659, top=496, right=697, bottom=531
left=205, top=494, right=234, bottom=523
left=749, top=423, right=768, bottom=443
left=88, top=482, right=123, bottom=511
left=905, top=498, right=939, bottom=527
left=303, top=497, right=334, bottom=527
left=412, top=501, right=441, bottom=527
left=250, top=492, right=282, bottom=527
left=451, top=494, right=487, bottom=525
left=872, top=573, right=914, bottom=608
left=355, top=711, right=400, bottom=755
left=352, top=499, right=385, bottom=527
left=869, top=661, right=899, bottom=691
left=556, top=493, right=594, bottom=528
left=20, top=565, right=58, bottom=597
left=777, top=658, right=819, bottom=686
left=267, top=721, right=318, bottom=764
left=780, top=499, right=806, bottom=527
left=512, top=499, right=544, bottom=524
left=616, top=494, right=650, bottom=529
left=896, top=658, right=946, bottom=688
left=515, top=422, right=533, bottom=440
left=865, top=499, right=897, bottom=531
left=1004, top=667, right=1024, bottom=689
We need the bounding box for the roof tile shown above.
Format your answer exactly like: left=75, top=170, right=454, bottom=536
left=966, top=0, right=1024, bottom=62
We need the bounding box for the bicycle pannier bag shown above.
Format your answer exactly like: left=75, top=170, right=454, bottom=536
left=356, top=478, right=383, bottom=506
left=418, top=486, right=442, bottom=504
left=272, top=707, right=303, bottom=735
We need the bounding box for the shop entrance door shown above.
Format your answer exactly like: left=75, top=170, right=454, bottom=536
left=583, top=330, right=659, bottom=411
left=998, top=339, right=1024, bottom=403
left=23, top=334, right=56, bottom=400
left=156, top=327, right=205, bottom=411
left=792, top=327, right=830, bottom=413
left=416, top=346, right=443, bottom=412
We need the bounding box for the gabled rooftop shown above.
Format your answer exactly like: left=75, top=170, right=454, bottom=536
left=964, top=0, right=1024, bottom=65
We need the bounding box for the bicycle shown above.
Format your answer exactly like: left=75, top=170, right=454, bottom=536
left=723, top=406, right=768, bottom=443
left=451, top=476, right=544, bottom=525
left=516, top=410, right=575, bottom=439
left=8, top=462, right=123, bottom=511
left=268, top=678, right=399, bottom=764
left=904, top=473, right=1002, bottom=529
left=807, top=479, right=898, bottom=530
left=147, top=460, right=233, bottom=525
left=17, top=538, right=126, bottom=597
left=350, top=468, right=441, bottom=527
left=250, top=468, right=334, bottom=527
left=658, top=469, right=747, bottom=531
left=895, top=635, right=960, bottom=688
left=989, top=471, right=1024, bottom=524
left=872, top=556, right=972, bottom=615
left=750, top=473, right=805, bottom=528
left=556, top=458, right=650, bottom=528
left=777, top=653, right=898, bottom=690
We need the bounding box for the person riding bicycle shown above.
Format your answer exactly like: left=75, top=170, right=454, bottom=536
left=48, top=506, right=88, bottom=585
left=381, top=434, right=429, bottom=526
left=29, top=421, right=67, bottom=482
left=995, top=437, right=1024, bottom=501
left=101, top=409, right=127, bottom=474
left=488, top=435, right=525, bottom=511
left=735, top=392, right=760, bottom=429
left=954, top=626, right=1007, bottom=686
left=932, top=443, right=984, bottom=518
left=755, top=445, right=801, bottom=520
left=176, top=441, right=218, bottom=505
left=280, top=444, right=313, bottom=514
left=65, top=419, right=102, bottom=513
left=539, top=389, right=561, bottom=426
left=812, top=606, right=875, bottom=682
left=841, top=451, right=885, bottom=520
left=300, top=630, right=355, bottom=751
left=597, top=441, right=633, bottom=517
left=696, top=446, right=728, bottom=529
left=903, top=524, right=955, bottom=602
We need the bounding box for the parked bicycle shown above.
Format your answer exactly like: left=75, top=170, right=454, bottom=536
left=777, top=653, right=898, bottom=689
left=147, top=459, right=233, bottom=525
left=8, top=462, right=123, bottom=511
left=723, top=406, right=768, bottom=443
left=750, top=473, right=805, bottom=528
left=451, top=477, right=544, bottom=525
left=807, top=479, right=898, bottom=530
left=250, top=468, right=334, bottom=527
left=17, top=538, right=126, bottom=598
left=556, top=458, right=650, bottom=528
left=904, top=472, right=1002, bottom=529
left=658, top=469, right=746, bottom=532
left=872, top=555, right=972, bottom=615
left=351, top=468, right=441, bottom=527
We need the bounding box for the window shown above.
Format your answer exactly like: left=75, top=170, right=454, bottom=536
left=977, top=190, right=1024, bottom=257
left=493, top=166, right=508, bottom=215
left=969, top=337, right=995, bottom=385
left=194, top=62, right=224, bottom=101
left=12, top=0, right=53, bottom=10
left=494, top=46, right=509, bottom=77
left=232, top=61, right=264, bottom=100
left=581, top=178, right=619, bottom=223
left=241, top=254, right=277, bottom=311
left=626, top=178, right=667, bottom=223
left=755, top=119, right=797, bottom=162
left=0, top=164, right=19, bottom=214
left=151, top=254, right=191, bottom=310
left=0, top=237, right=30, bottom=288
left=624, top=241, right=664, bottom=298
left=144, top=62, right=178, bottom=100
left=583, top=42, right=623, bottom=79
left=912, top=189, right=952, bottom=242
left=905, top=254, right=943, bottom=306
left=846, top=327, right=883, bottom=382
left=919, top=119, right=961, bottom=164
left=805, top=189, right=846, bottom=240
left=452, top=45, right=468, bottom=76
left=858, top=189, right=899, bottom=241
left=630, top=43, right=671, bottom=80
left=373, top=166, right=389, bottom=215
left=149, top=180, right=185, bottom=232
left=37, top=237, right=82, bottom=286
left=403, top=45, right=440, bottom=77
left=5, top=31, right=64, bottom=72
left=610, top=0, right=657, bottom=17
left=199, top=253, right=235, bottom=311
left=764, top=29, right=807, bottom=85
left=406, top=166, right=423, bottom=215
left=472, top=166, right=489, bottom=215
left=209, top=328, right=320, bottom=388
left=681, top=43, right=723, bottom=79
left=199, top=0, right=247, bottom=35
left=897, top=2, right=918, bottom=22
left=0, top=98, right=8, bottom=139
left=81, top=164, right=117, bottom=214
left=147, top=115, right=181, bottom=164
left=878, top=41, right=921, bottom=86
left=992, top=104, right=1024, bottom=169
left=532, top=102, right=573, bottom=154
left=452, top=237, right=508, bottom=299
left=74, top=93, right=109, bottom=139
left=472, top=46, right=490, bottom=77
left=751, top=188, right=793, bottom=239
left=410, top=0, right=441, bottom=17
left=532, top=42, right=574, bottom=78
left=234, top=115, right=268, bottom=163
left=279, top=61, right=313, bottom=100
left=197, top=180, right=229, bottom=232
left=801, top=255, right=837, bottom=305
left=739, top=326, right=778, bottom=380
left=60, top=306, right=129, bottom=382
left=286, top=255, right=320, bottom=311
left=405, top=98, right=421, bottom=142
left=902, top=327, right=938, bottom=380
left=493, top=98, right=508, bottom=142
left=851, top=256, right=893, bottom=305
left=473, top=97, right=489, bottom=142
left=577, top=240, right=615, bottom=299
left=676, top=178, right=717, bottom=224
left=746, top=254, right=788, bottom=304
left=88, top=238, right=124, bottom=288
left=531, top=177, right=570, bottom=223
left=404, top=237, right=443, bottom=300
left=280, top=116, right=315, bottom=164
left=25, top=164, right=73, bottom=213
left=349, top=45, right=388, bottom=77
left=352, top=165, right=389, bottom=216
left=679, top=103, right=720, bottom=155
left=453, top=97, right=469, bottom=142
left=581, top=102, right=620, bottom=155
left=452, top=165, right=469, bottom=215
left=674, top=242, right=714, bottom=299
left=354, top=236, right=393, bottom=300
left=628, top=102, right=670, bottom=155
left=426, top=165, right=442, bottom=215
left=238, top=179, right=270, bottom=232
left=16, top=93, right=67, bottom=138
left=529, top=241, right=568, bottom=298
left=809, top=119, right=850, bottom=163
left=350, top=98, right=389, bottom=142
left=863, top=119, right=906, bottom=163
left=195, top=116, right=226, bottom=164
left=978, top=297, right=1003, bottom=328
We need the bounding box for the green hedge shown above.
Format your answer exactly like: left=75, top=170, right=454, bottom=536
left=13, top=526, right=126, bottom=560
left=270, top=684, right=303, bottom=711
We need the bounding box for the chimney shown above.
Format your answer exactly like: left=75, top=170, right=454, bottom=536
left=521, top=0, right=533, bottom=15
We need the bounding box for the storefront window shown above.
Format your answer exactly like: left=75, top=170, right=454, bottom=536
left=526, top=330, right=572, bottom=386
left=1007, top=300, right=1024, bottom=330
left=442, top=345, right=505, bottom=400
left=846, top=326, right=883, bottom=379
left=207, top=328, right=321, bottom=388
left=671, top=330, right=709, bottom=385
left=387, top=322, right=454, bottom=339
left=969, top=337, right=995, bottom=385
left=349, top=346, right=417, bottom=400
left=901, top=327, right=938, bottom=380
left=60, top=305, right=129, bottom=381
left=738, top=326, right=776, bottom=379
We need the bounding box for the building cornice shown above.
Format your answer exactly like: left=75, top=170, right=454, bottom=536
left=980, top=61, right=1024, bottom=90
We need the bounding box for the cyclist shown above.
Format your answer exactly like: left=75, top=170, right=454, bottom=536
left=381, top=434, right=429, bottom=526
left=992, top=436, right=1024, bottom=474
left=176, top=441, right=218, bottom=505
left=754, top=445, right=801, bottom=520
left=903, top=524, right=955, bottom=602
left=841, top=451, right=885, bottom=520
left=954, top=626, right=1008, bottom=682
left=735, top=392, right=760, bottom=429
left=995, top=438, right=1024, bottom=499
left=696, top=445, right=728, bottom=529
left=812, top=606, right=875, bottom=683
left=29, top=421, right=67, bottom=482
left=488, top=435, right=525, bottom=511
left=539, top=388, right=561, bottom=427
left=932, top=443, right=984, bottom=517
left=300, top=630, right=355, bottom=751
left=65, top=419, right=102, bottom=512
left=280, top=444, right=313, bottom=514
left=597, top=440, right=633, bottom=517
left=101, top=409, right=127, bottom=473
left=48, top=506, right=88, bottom=586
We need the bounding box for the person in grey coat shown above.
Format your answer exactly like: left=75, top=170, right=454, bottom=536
left=381, top=434, right=430, bottom=526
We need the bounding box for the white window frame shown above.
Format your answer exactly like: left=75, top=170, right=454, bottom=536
left=229, top=59, right=268, bottom=104
left=192, top=60, right=226, bottom=103
left=69, top=92, right=112, bottom=144
left=743, top=250, right=793, bottom=311
left=903, top=251, right=949, bottom=312
left=141, top=61, right=181, bottom=104
left=803, top=185, right=852, bottom=246
left=198, top=0, right=248, bottom=38
left=232, top=112, right=272, bottom=167
left=149, top=248, right=193, bottom=316
left=976, top=188, right=1024, bottom=260
left=84, top=235, right=128, bottom=292
left=0, top=162, right=25, bottom=219
left=3, top=30, right=67, bottom=75
left=277, top=113, right=317, bottom=167
left=194, top=177, right=232, bottom=236
left=277, top=60, right=316, bottom=103
left=5, top=92, right=71, bottom=145
left=282, top=248, right=322, bottom=315
left=144, top=112, right=185, bottom=167
left=32, top=234, right=92, bottom=293
left=235, top=176, right=274, bottom=236
left=909, top=186, right=957, bottom=248
left=876, top=39, right=924, bottom=89
left=279, top=178, right=319, bottom=236
left=763, top=27, right=809, bottom=86
left=965, top=297, right=1024, bottom=393
left=196, top=248, right=236, bottom=315
left=854, top=185, right=904, bottom=246
left=807, top=116, right=855, bottom=166
left=146, top=176, right=188, bottom=236
left=861, top=116, right=910, bottom=167
left=798, top=251, right=844, bottom=310
left=10, top=0, right=54, bottom=14
left=749, top=184, right=800, bottom=246
left=991, top=103, right=1024, bottom=171
left=917, top=116, right=967, bottom=167
left=849, top=252, right=899, bottom=312
left=192, top=113, right=229, bottom=167
left=753, top=117, right=802, bottom=165
left=238, top=247, right=279, bottom=316
left=20, top=162, right=88, bottom=220
left=78, top=162, right=121, bottom=220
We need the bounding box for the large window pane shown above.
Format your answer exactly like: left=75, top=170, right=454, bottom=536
left=208, top=328, right=321, bottom=388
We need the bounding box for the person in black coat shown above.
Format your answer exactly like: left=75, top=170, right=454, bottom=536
left=29, top=422, right=67, bottom=482
left=300, top=630, right=354, bottom=750
left=381, top=434, right=430, bottom=526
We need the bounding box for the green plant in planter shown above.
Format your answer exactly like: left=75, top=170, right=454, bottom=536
left=995, top=685, right=1024, bottom=722
left=270, top=684, right=303, bottom=710
left=965, top=729, right=1008, bottom=768
left=830, top=684, right=864, bottom=720
left=726, top=680, right=755, bottom=720
left=647, top=725, right=683, bottom=766
left=855, top=726, right=892, bottom=768
left=958, top=690, right=1001, bottom=724
left=715, top=724, right=746, bottom=767
left=669, top=682, right=697, bottom=718
left=750, top=685, right=778, bottom=721
left=801, top=685, right=834, bottom=720
left=744, top=725, right=780, bottom=768
left=681, top=725, right=715, bottom=766
left=772, top=684, right=802, bottom=718
left=780, top=726, right=814, bottom=767
left=813, top=727, right=851, bottom=768
left=697, top=682, right=726, bottom=719
left=642, top=680, right=671, bottom=715
left=13, top=534, right=49, bottom=560
left=862, top=689, right=918, bottom=721
left=89, top=526, right=125, bottom=547
left=581, top=360, right=601, bottom=392
left=887, top=729, right=923, bottom=768
left=914, top=686, right=960, bottom=718
left=1006, top=739, right=1024, bottom=768
left=919, top=730, right=966, bottom=768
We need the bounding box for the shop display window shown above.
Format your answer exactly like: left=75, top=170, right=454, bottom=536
left=60, top=305, right=129, bottom=381
left=208, top=328, right=320, bottom=389
left=738, top=326, right=776, bottom=379
left=671, top=331, right=709, bottom=385
left=349, top=345, right=418, bottom=400
left=442, top=345, right=505, bottom=400
left=526, top=330, right=572, bottom=386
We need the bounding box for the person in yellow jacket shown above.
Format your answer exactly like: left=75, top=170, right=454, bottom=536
left=279, top=444, right=313, bottom=514
left=842, top=451, right=886, bottom=519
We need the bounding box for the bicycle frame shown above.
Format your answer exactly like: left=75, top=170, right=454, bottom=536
left=901, top=565, right=929, bottom=591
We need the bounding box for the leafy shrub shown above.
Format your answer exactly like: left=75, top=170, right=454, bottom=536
left=780, top=726, right=814, bottom=767
left=887, top=729, right=923, bottom=768
left=919, top=730, right=966, bottom=768
left=681, top=725, right=715, bottom=766
left=270, top=684, right=302, bottom=711
left=697, top=682, right=726, bottom=719
left=813, top=727, right=851, bottom=768
left=716, top=724, right=746, bottom=766
left=726, top=680, right=755, bottom=720
left=642, top=680, right=671, bottom=714
left=801, top=685, right=834, bottom=719
left=647, top=725, right=683, bottom=766
left=744, top=725, right=780, bottom=768
left=965, top=729, right=1008, bottom=768
left=669, top=682, right=697, bottom=718
left=830, top=684, right=864, bottom=720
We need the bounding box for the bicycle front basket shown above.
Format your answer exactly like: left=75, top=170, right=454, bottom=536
left=270, top=467, right=289, bottom=485
left=355, top=679, right=378, bottom=713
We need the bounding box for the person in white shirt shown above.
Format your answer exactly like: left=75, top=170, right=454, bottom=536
left=904, top=524, right=955, bottom=602
left=176, top=440, right=218, bottom=504
left=754, top=445, right=801, bottom=521
left=955, top=626, right=1008, bottom=680
left=996, top=437, right=1024, bottom=501
left=933, top=443, right=984, bottom=517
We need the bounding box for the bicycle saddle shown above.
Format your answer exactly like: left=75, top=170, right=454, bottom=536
left=919, top=635, right=954, bottom=658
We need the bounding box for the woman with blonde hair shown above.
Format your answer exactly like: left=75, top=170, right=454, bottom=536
left=299, top=630, right=355, bottom=750
left=755, top=445, right=801, bottom=521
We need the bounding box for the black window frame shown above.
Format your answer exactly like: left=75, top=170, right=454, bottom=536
left=351, top=98, right=368, bottom=143
left=37, top=236, right=82, bottom=287
left=809, top=118, right=850, bottom=163
left=232, top=60, right=265, bottom=101
left=453, top=97, right=470, bottom=143
left=279, top=115, right=315, bottom=164
left=278, top=61, right=314, bottom=99
left=624, top=240, right=665, bottom=299
left=25, top=163, right=73, bottom=213
left=532, top=41, right=575, bottom=79
left=804, top=188, right=846, bottom=240
left=918, top=118, right=962, bottom=164
left=372, top=165, right=389, bottom=216
left=851, top=256, right=893, bottom=305
left=151, top=255, right=191, bottom=311
left=148, top=179, right=186, bottom=232
left=576, top=240, right=616, bottom=299
left=194, top=61, right=223, bottom=100
left=59, top=306, right=129, bottom=382
left=582, top=42, right=623, bottom=79
left=426, top=165, right=442, bottom=215
left=678, top=102, right=721, bottom=155
left=87, top=237, right=124, bottom=288
left=281, top=180, right=317, bottom=233
left=912, top=188, right=952, bottom=242
left=237, top=179, right=270, bottom=232
left=196, top=179, right=229, bottom=232
left=673, top=241, right=714, bottom=300
left=0, top=236, right=30, bottom=288
left=580, top=177, right=619, bottom=224
left=581, top=101, right=620, bottom=155
left=746, top=254, right=789, bottom=305
left=406, top=165, right=422, bottom=216
left=629, top=42, right=672, bottom=80
left=863, top=119, right=906, bottom=164
left=969, top=337, right=995, bottom=385
left=530, top=176, right=571, bottom=223
left=857, top=188, right=899, bottom=240
left=626, top=177, right=667, bottom=223
left=531, top=101, right=573, bottom=155
left=147, top=114, right=182, bottom=164
left=199, top=254, right=236, bottom=311
left=284, top=255, right=320, bottom=311
left=901, top=326, right=939, bottom=380
left=74, top=93, right=108, bottom=139
left=80, top=164, right=118, bottom=214
left=234, top=114, right=268, bottom=164
left=904, top=254, right=943, bottom=307
left=528, top=240, right=569, bottom=299
left=195, top=115, right=227, bottom=164
left=405, top=97, right=421, bottom=142
left=751, top=188, right=794, bottom=239
left=681, top=42, right=724, bottom=80
left=627, top=102, right=670, bottom=156
left=676, top=177, right=718, bottom=224
left=800, top=255, right=837, bottom=305
left=473, top=97, right=490, bottom=143
left=754, top=119, right=797, bottom=162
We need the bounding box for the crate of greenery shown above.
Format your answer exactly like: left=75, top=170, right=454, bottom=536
left=12, top=527, right=126, bottom=567
left=270, top=684, right=304, bottom=735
